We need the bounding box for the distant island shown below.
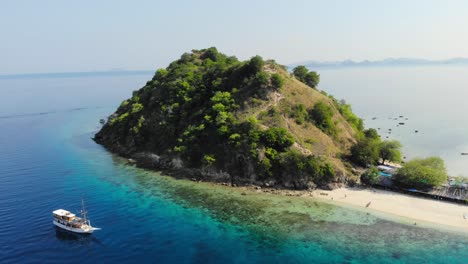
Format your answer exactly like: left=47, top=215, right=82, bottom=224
left=0, top=70, right=153, bottom=80
left=94, top=48, right=462, bottom=201
left=290, top=57, right=468, bottom=69
left=5, top=57, right=467, bottom=80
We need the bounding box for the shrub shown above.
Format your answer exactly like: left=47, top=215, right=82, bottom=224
left=364, top=128, right=379, bottom=140
left=361, top=167, right=380, bottom=185
left=110, top=112, right=129, bottom=124
left=228, top=133, right=241, bottom=147
left=246, top=55, right=264, bottom=75
left=120, top=100, right=129, bottom=107
left=337, top=101, right=364, bottom=132
left=292, top=65, right=308, bottom=82
left=265, top=147, right=278, bottom=160
left=379, top=140, right=402, bottom=164
left=290, top=104, right=308, bottom=125
left=350, top=139, right=380, bottom=166
left=132, top=115, right=145, bottom=134
left=260, top=127, right=294, bottom=151
left=393, top=157, right=448, bottom=189
left=131, top=103, right=144, bottom=114
left=350, top=128, right=384, bottom=166
left=292, top=65, right=320, bottom=88
left=304, top=71, right=320, bottom=88
left=203, top=154, right=216, bottom=165
left=200, top=47, right=220, bottom=61
left=153, top=68, right=168, bottom=81
left=277, top=150, right=335, bottom=184
left=270, top=73, right=284, bottom=89
left=308, top=101, right=336, bottom=135
left=254, top=72, right=269, bottom=87
left=318, top=162, right=336, bottom=183
left=259, top=157, right=273, bottom=177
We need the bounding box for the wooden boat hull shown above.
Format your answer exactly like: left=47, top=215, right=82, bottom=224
left=53, top=219, right=94, bottom=234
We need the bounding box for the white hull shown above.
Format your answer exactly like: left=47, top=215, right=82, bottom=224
left=53, top=202, right=100, bottom=234
left=53, top=220, right=95, bottom=234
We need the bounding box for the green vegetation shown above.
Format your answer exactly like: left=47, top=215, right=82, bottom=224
left=203, top=154, right=216, bottom=165
left=292, top=65, right=308, bottom=81
left=360, top=166, right=380, bottom=185
left=379, top=140, right=402, bottom=164
left=308, top=101, right=337, bottom=136
left=292, top=65, right=320, bottom=88
left=393, top=157, right=448, bottom=189
left=131, top=103, right=143, bottom=114
left=334, top=99, right=364, bottom=132
left=132, top=115, right=145, bottom=134
left=350, top=128, right=402, bottom=167
left=270, top=73, right=284, bottom=89
left=96, top=48, right=456, bottom=193
left=289, top=104, right=308, bottom=125
left=96, top=47, right=368, bottom=188
left=109, top=112, right=129, bottom=124
left=350, top=137, right=380, bottom=166
left=260, top=127, right=294, bottom=151
left=275, top=149, right=336, bottom=184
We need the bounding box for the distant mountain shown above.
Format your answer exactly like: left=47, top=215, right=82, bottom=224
left=290, top=58, right=468, bottom=69
left=0, top=70, right=154, bottom=80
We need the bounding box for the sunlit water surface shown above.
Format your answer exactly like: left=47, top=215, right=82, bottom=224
left=320, top=66, right=468, bottom=176
left=0, top=74, right=466, bottom=263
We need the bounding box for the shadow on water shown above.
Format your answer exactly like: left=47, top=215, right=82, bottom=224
left=54, top=227, right=103, bottom=246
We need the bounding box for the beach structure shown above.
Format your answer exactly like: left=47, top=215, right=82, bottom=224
left=377, top=165, right=397, bottom=175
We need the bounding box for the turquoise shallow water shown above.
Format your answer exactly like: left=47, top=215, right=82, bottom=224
left=0, top=76, right=467, bottom=263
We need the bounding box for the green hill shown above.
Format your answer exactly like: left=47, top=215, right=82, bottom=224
left=95, top=48, right=364, bottom=189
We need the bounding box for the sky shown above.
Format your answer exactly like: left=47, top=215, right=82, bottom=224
left=2, top=0, right=468, bottom=74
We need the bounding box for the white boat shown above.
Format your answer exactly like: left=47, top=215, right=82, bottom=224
left=52, top=199, right=101, bottom=234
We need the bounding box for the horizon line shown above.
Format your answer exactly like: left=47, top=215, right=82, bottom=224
left=0, top=70, right=155, bottom=80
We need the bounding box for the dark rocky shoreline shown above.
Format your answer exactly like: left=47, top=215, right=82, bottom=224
left=93, top=134, right=345, bottom=190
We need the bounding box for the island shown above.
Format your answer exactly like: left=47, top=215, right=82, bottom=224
left=95, top=47, right=366, bottom=189
left=94, top=48, right=467, bottom=229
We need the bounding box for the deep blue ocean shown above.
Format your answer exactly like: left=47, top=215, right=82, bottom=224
left=0, top=73, right=467, bottom=263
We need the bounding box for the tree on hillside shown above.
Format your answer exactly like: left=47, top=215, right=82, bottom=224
left=260, top=127, right=294, bottom=151
left=379, top=140, right=402, bottom=164
left=292, top=65, right=308, bottom=81
left=350, top=129, right=381, bottom=166
left=304, top=71, right=320, bottom=88
left=364, top=128, right=379, bottom=140
left=393, top=157, right=448, bottom=189
left=292, top=65, right=320, bottom=88
left=350, top=138, right=380, bottom=166
left=270, top=73, right=284, bottom=89
left=308, top=101, right=336, bottom=135
left=247, top=55, right=264, bottom=74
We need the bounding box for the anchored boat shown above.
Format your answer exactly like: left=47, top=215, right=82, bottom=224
left=52, top=199, right=100, bottom=234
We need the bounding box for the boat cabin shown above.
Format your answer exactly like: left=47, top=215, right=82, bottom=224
left=53, top=209, right=76, bottom=221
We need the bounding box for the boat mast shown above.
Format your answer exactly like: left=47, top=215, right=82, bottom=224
left=81, top=197, right=88, bottom=223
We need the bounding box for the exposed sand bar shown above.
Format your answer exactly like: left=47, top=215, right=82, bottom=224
left=311, top=187, right=468, bottom=231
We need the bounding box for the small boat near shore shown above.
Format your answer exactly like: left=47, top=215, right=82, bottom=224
left=52, top=199, right=100, bottom=234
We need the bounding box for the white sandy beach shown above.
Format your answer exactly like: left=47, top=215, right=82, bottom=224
left=311, top=187, right=468, bottom=231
